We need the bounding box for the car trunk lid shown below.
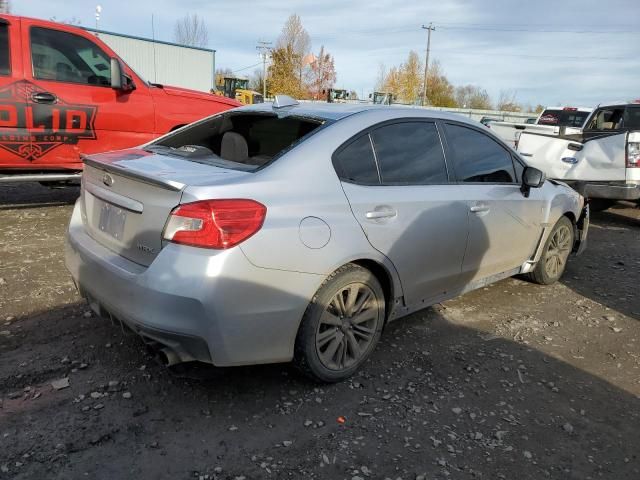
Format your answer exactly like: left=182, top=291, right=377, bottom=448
left=81, top=148, right=251, bottom=266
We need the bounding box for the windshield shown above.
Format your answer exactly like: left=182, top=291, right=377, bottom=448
left=147, top=112, right=326, bottom=171
left=538, top=109, right=590, bottom=127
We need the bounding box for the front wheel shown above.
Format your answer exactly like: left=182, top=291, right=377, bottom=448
left=294, top=264, right=385, bottom=383
left=527, top=216, right=574, bottom=285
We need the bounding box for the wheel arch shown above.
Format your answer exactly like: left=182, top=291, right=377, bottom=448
left=348, top=258, right=400, bottom=322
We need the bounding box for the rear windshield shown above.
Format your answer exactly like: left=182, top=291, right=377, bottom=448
left=147, top=112, right=326, bottom=171
left=537, top=109, right=590, bottom=127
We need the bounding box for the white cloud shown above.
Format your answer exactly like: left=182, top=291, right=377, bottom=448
left=13, top=0, right=640, bottom=107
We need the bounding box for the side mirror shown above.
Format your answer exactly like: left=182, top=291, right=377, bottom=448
left=522, top=166, right=545, bottom=197
left=110, top=58, right=135, bottom=92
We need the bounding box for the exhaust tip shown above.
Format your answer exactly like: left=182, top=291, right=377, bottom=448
left=156, top=347, right=182, bottom=367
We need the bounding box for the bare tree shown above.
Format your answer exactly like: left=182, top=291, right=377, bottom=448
left=374, top=63, right=386, bottom=92
left=497, top=90, right=522, bottom=112
left=174, top=14, right=209, bottom=48
left=276, top=14, right=311, bottom=83
left=306, top=46, right=336, bottom=100
left=49, top=16, right=82, bottom=26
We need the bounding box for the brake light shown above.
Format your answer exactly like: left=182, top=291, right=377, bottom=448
left=163, top=199, right=266, bottom=249
left=627, top=142, right=640, bottom=168
left=563, top=107, right=578, bottom=111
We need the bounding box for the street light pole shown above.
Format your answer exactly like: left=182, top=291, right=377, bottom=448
left=421, top=23, right=435, bottom=107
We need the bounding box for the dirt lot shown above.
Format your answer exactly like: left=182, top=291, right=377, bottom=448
left=1, top=183, right=639, bottom=480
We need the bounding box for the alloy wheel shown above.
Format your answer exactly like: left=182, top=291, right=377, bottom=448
left=315, top=282, right=380, bottom=371
left=544, top=224, right=572, bottom=278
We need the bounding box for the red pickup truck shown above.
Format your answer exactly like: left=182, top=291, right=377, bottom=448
left=0, top=14, right=240, bottom=183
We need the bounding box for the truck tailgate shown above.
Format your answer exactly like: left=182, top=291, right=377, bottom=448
left=518, top=131, right=627, bottom=182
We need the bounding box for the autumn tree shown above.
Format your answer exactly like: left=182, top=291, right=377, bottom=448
left=174, top=14, right=209, bottom=47
left=455, top=85, right=493, bottom=110
left=268, top=45, right=307, bottom=98
left=306, top=46, right=337, bottom=100
left=534, top=104, right=545, bottom=113
left=424, top=61, right=456, bottom=107
left=399, top=51, right=423, bottom=104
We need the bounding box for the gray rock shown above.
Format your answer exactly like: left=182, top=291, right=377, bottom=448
left=562, top=422, right=574, bottom=434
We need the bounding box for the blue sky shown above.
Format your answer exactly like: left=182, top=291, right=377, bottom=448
left=14, top=0, right=640, bottom=108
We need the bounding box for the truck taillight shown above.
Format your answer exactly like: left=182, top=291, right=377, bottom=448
left=163, top=199, right=266, bottom=249
left=628, top=142, right=640, bottom=168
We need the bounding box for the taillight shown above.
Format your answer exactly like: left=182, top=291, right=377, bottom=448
left=163, top=199, right=266, bottom=249
left=628, top=142, right=640, bottom=168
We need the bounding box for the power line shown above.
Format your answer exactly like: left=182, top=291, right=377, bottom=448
left=231, top=61, right=263, bottom=74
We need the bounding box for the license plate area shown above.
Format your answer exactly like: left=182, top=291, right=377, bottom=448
left=98, top=202, right=127, bottom=240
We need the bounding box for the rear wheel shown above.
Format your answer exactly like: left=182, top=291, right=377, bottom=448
left=294, top=264, right=385, bottom=383
left=527, top=216, right=574, bottom=285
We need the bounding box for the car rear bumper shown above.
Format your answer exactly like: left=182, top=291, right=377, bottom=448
left=65, top=200, right=323, bottom=367
left=571, top=181, right=640, bottom=201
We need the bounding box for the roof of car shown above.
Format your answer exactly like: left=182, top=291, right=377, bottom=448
left=237, top=101, right=481, bottom=124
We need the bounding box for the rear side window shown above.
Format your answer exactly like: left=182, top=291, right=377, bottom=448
left=586, top=108, right=625, bottom=131
left=333, top=134, right=379, bottom=185
left=444, top=124, right=516, bottom=183
left=30, top=27, right=112, bottom=86
left=371, top=122, right=448, bottom=185
left=0, top=23, right=9, bottom=76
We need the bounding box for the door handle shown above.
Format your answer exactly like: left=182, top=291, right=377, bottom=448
left=365, top=209, right=396, bottom=220
left=470, top=205, right=490, bottom=213
left=31, top=92, right=57, bottom=104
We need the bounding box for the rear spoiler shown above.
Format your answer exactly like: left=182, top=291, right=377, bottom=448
left=82, top=154, right=185, bottom=192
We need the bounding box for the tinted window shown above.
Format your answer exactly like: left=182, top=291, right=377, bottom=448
left=31, top=27, right=111, bottom=86
left=538, top=109, right=590, bottom=127
left=445, top=124, right=516, bottom=183
left=0, top=24, right=9, bottom=76
left=333, top=134, right=379, bottom=184
left=623, top=107, right=640, bottom=130
left=371, top=122, right=448, bottom=185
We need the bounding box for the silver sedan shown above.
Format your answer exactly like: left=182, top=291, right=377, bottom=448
left=65, top=97, right=589, bottom=382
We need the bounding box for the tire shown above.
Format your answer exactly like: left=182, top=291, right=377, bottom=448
left=589, top=199, right=615, bottom=212
left=294, top=264, right=385, bottom=383
left=526, top=216, right=574, bottom=285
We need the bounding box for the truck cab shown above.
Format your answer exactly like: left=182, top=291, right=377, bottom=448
left=0, top=15, right=240, bottom=183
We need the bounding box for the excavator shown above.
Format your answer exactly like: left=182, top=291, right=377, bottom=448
left=213, top=75, right=264, bottom=105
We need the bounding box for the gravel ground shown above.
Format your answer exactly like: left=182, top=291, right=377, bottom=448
left=1, top=183, right=639, bottom=480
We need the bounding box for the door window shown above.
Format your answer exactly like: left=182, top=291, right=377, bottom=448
left=30, top=27, right=111, bottom=86
left=0, top=23, right=9, bottom=75
left=332, top=134, right=380, bottom=185
left=370, top=122, right=448, bottom=185
left=444, top=124, right=517, bottom=183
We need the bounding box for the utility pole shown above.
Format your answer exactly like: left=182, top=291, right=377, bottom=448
left=421, top=23, right=435, bottom=107
left=256, top=41, right=272, bottom=99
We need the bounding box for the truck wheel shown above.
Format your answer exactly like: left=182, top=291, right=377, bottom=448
left=294, top=264, right=385, bottom=383
left=589, top=199, right=615, bottom=212
left=527, top=216, right=574, bottom=285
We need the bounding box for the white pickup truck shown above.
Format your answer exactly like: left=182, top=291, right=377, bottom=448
left=517, top=102, right=640, bottom=210
left=488, top=107, right=593, bottom=149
